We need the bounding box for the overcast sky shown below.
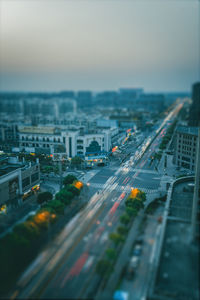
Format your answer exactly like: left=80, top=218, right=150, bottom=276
left=0, top=0, right=199, bottom=92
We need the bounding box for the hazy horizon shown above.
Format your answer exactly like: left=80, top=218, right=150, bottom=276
left=0, top=0, right=199, bottom=92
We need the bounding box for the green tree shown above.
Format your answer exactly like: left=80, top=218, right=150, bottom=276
left=13, top=221, right=40, bottom=241
left=63, top=174, right=77, bottom=185
left=117, top=226, right=128, bottom=236
left=55, top=189, right=74, bottom=204
left=71, top=156, right=83, bottom=165
left=66, top=184, right=80, bottom=196
left=126, top=206, right=138, bottom=217
left=96, top=259, right=113, bottom=277
left=106, top=248, right=117, bottom=260
left=120, top=214, right=131, bottom=225
left=46, top=200, right=65, bottom=214
left=109, top=232, right=124, bottom=245
left=132, top=199, right=144, bottom=210
left=37, top=192, right=53, bottom=205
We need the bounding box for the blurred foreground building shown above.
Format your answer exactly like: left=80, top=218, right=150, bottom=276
left=0, top=156, right=40, bottom=211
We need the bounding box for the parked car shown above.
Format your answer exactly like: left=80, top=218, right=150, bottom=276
left=126, top=256, right=139, bottom=280
left=132, top=244, right=142, bottom=256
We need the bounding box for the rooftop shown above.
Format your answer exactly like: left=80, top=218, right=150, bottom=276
left=151, top=180, right=199, bottom=300
left=176, top=126, right=199, bottom=136
left=18, top=126, right=60, bottom=135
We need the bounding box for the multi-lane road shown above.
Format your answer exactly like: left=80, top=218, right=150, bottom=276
left=10, top=101, right=184, bottom=300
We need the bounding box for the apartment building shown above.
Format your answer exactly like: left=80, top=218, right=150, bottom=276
left=173, top=126, right=198, bottom=171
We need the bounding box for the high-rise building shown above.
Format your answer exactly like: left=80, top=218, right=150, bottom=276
left=188, top=82, right=200, bottom=127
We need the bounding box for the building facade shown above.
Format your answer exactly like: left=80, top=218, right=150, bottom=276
left=18, top=125, right=114, bottom=159
left=173, top=126, right=198, bottom=171
left=0, top=156, right=40, bottom=209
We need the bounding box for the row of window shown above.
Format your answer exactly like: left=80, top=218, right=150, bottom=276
left=178, top=150, right=196, bottom=157
left=179, top=134, right=197, bottom=141
left=179, top=145, right=196, bottom=152
left=22, top=172, right=39, bottom=188
left=177, top=160, right=194, bottom=171
left=21, top=136, right=61, bottom=142
left=177, top=156, right=194, bottom=163
left=178, top=140, right=196, bottom=147
left=21, top=143, right=50, bottom=148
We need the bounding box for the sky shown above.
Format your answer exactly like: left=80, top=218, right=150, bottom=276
left=0, top=0, right=199, bottom=92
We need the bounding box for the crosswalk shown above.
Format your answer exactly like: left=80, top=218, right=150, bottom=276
left=110, top=167, right=158, bottom=175
left=88, top=182, right=159, bottom=194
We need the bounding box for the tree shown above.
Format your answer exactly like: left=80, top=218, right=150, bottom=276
left=106, top=248, right=117, bottom=260
left=96, top=259, right=113, bottom=277
left=71, top=156, right=83, bottom=165
left=55, top=190, right=73, bottom=204
left=126, top=206, right=138, bottom=217
left=13, top=221, right=40, bottom=241
left=109, top=232, right=124, bottom=245
left=132, top=199, right=144, bottom=210
left=117, top=226, right=128, bottom=236
left=120, top=214, right=131, bottom=225
left=46, top=200, right=65, bottom=214
left=37, top=192, right=53, bottom=205
left=66, top=184, right=80, bottom=196
left=63, top=174, right=77, bottom=185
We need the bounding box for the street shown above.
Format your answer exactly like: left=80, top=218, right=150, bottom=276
left=10, top=102, right=183, bottom=300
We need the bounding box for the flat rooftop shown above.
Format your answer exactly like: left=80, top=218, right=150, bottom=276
left=176, top=126, right=198, bottom=136
left=151, top=180, right=199, bottom=300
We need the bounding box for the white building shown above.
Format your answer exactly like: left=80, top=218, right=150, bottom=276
left=18, top=126, right=114, bottom=159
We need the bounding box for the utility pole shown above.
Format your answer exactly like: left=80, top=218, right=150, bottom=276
left=191, top=127, right=200, bottom=242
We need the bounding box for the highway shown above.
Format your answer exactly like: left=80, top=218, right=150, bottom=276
left=10, top=101, right=183, bottom=300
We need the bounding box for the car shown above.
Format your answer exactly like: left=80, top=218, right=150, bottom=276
left=126, top=256, right=139, bottom=280
left=132, top=244, right=142, bottom=256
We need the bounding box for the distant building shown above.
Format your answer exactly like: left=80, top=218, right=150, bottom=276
left=0, top=123, right=19, bottom=152
left=135, top=94, right=165, bottom=112
left=0, top=156, right=40, bottom=209
left=173, top=126, right=198, bottom=171
left=76, top=91, right=93, bottom=109
left=188, top=82, right=200, bottom=127
left=18, top=126, right=66, bottom=155
left=18, top=125, right=114, bottom=159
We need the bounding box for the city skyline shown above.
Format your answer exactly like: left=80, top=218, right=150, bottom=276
left=0, top=0, right=199, bottom=92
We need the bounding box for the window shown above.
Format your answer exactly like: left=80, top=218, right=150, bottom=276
left=31, top=172, right=39, bottom=183
left=22, top=177, right=30, bottom=188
